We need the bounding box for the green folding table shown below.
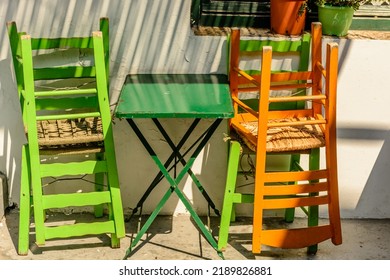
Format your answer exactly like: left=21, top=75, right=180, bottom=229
left=115, top=74, right=234, bottom=259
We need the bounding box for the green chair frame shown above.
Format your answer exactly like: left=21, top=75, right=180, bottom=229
left=7, top=17, right=125, bottom=255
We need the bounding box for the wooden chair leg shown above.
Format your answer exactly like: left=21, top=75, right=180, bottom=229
left=284, top=154, right=301, bottom=223
left=94, top=154, right=104, bottom=218
left=105, top=144, right=125, bottom=244
left=110, top=233, right=120, bottom=248
left=30, top=166, right=45, bottom=245
left=307, top=148, right=320, bottom=254
left=218, top=141, right=241, bottom=251
left=18, top=145, right=31, bottom=255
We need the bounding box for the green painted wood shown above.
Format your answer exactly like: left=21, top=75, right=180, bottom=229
left=44, top=221, right=115, bottom=240
left=35, top=88, right=97, bottom=97
left=35, top=96, right=98, bottom=111
left=218, top=140, right=241, bottom=251
left=100, top=17, right=110, bottom=83
left=284, top=154, right=301, bottom=223
left=20, top=33, right=47, bottom=244
left=30, top=37, right=94, bottom=50
left=191, top=0, right=202, bottom=25
left=307, top=147, right=320, bottom=254
left=240, top=37, right=310, bottom=53
left=33, top=66, right=96, bottom=80
left=92, top=31, right=125, bottom=239
left=8, top=18, right=124, bottom=251
left=35, top=111, right=100, bottom=121
left=42, top=191, right=112, bottom=209
left=350, top=17, right=390, bottom=31
left=40, top=160, right=107, bottom=177
left=232, top=193, right=254, bottom=204
left=115, top=74, right=234, bottom=119
left=94, top=154, right=105, bottom=218
left=17, top=145, right=31, bottom=255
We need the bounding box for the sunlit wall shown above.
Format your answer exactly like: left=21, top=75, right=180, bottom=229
left=0, top=0, right=389, bottom=219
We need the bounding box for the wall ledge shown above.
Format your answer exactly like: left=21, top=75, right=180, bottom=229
left=192, top=26, right=390, bottom=40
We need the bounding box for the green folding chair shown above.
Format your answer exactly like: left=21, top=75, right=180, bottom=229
left=7, top=17, right=125, bottom=255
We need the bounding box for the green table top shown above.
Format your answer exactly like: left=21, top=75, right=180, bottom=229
left=115, top=74, right=234, bottom=118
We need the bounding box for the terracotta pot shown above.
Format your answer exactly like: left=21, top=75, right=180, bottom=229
left=270, top=0, right=307, bottom=35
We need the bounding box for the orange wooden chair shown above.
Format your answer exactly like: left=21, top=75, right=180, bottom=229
left=218, top=22, right=342, bottom=254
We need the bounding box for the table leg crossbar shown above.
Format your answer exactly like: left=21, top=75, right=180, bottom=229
left=125, top=119, right=201, bottom=221
left=123, top=118, right=224, bottom=259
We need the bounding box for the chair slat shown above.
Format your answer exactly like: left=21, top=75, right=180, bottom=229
left=30, top=37, right=94, bottom=50
left=262, top=195, right=329, bottom=209
left=35, top=88, right=97, bottom=97
left=33, top=66, right=96, bottom=80
left=35, top=111, right=100, bottom=121
left=35, top=96, right=98, bottom=111
left=42, top=191, right=111, bottom=209
left=265, top=169, right=328, bottom=183
left=267, top=118, right=327, bottom=128
left=263, top=181, right=329, bottom=196
left=261, top=225, right=333, bottom=249
left=40, top=160, right=107, bottom=177
left=44, top=221, right=115, bottom=240
left=269, top=94, right=326, bottom=103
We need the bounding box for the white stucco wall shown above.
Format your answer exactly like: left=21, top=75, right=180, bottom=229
left=0, top=0, right=389, bottom=219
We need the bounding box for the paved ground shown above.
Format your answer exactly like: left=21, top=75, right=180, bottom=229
left=1, top=208, right=389, bottom=260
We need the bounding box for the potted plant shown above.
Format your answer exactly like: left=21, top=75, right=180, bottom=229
left=270, top=0, right=308, bottom=36
left=313, top=0, right=369, bottom=36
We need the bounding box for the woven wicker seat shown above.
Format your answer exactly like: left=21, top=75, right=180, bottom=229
left=234, top=117, right=325, bottom=153
left=37, top=118, right=104, bottom=155
left=37, top=118, right=104, bottom=146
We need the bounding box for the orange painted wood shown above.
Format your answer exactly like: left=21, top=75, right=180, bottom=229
left=263, top=181, right=329, bottom=195
left=264, top=169, right=328, bottom=183
left=261, top=225, right=333, bottom=249
left=221, top=23, right=342, bottom=254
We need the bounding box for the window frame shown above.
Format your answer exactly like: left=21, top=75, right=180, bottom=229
left=191, top=0, right=390, bottom=32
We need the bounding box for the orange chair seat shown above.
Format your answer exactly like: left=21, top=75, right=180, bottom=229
left=232, top=117, right=325, bottom=153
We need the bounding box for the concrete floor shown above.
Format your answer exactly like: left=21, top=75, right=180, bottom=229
left=1, top=208, right=389, bottom=260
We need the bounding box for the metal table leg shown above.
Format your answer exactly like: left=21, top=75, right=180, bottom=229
left=123, top=118, right=224, bottom=259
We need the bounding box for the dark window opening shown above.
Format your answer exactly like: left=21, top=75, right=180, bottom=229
left=191, top=0, right=390, bottom=32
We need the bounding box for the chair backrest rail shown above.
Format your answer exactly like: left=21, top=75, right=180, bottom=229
left=264, top=181, right=329, bottom=196
left=34, top=88, right=97, bottom=97
left=33, top=67, right=96, bottom=80
left=238, top=35, right=311, bottom=53
left=269, top=94, right=326, bottom=103
left=36, top=112, right=100, bottom=121
left=30, top=37, right=94, bottom=50
left=267, top=119, right=327, bottom=128
left=35, top=96, right=98, bottom=111
left=231, top=96, right=259, bottom=117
